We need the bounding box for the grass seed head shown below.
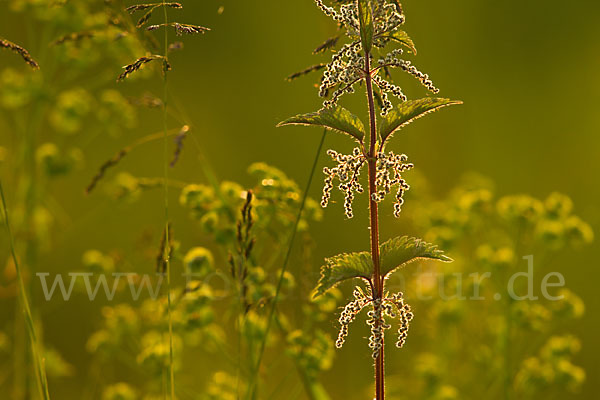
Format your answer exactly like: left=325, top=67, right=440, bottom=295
left=0, top=38, right=39, bottom=69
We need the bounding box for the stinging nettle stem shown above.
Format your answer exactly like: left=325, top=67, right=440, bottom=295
left=365, top=48, right=385, bottom=400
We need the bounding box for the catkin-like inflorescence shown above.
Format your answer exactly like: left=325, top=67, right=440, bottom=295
left=336, top=286, right=369, bottom=348
left=366, top=298, right=391, bottom=359
left=313, top=0, right=439, bottom=110
left=376, top=50, right=439, bottom=95
left=321, top=148, right=366, bottom=218
left=315, top=0, right=343, bottom=21
left=321, top=148, right=413, bottom=218
left=371, top=151, right=413, bottom=217
left=320, top=42, right=363, bottom=109
left=336, top=288, right=414, bottom=357
left=390, top=292, right=414, bottom=348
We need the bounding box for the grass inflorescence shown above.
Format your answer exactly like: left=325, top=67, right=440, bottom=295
left=0, top=38, right=39, bottom=69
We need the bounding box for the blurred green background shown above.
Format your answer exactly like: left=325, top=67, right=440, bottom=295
left=1, top=0, right=599, bottom=399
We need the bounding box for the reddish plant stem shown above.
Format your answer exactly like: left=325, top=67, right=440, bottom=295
left=365, top=50, right=385, bottom=400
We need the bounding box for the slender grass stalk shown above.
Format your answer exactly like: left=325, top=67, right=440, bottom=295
left=0, top=181, right=50, bottom=400
left=246, top=129, right=327, bottom=399
left=85, top=127, right=183, bottom=194
left=113, top=6, right=208, bottom=394
left=160, top=1, right=176, bottom=399
left=9, top=22, right=54, bottom=399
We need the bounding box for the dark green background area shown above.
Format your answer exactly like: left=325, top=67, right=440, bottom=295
left=1, top=0, right=598, bottom=398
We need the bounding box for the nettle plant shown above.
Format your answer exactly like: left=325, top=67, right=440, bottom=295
left=279, top=1, right=461, bottom=398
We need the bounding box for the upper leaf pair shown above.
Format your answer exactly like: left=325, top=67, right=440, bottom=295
left=277, top=98, right=462, bottom=146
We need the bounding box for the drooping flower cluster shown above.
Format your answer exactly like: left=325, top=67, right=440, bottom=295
left=337, top=286, right=414, bottom=359
left=321, top=148, right=413, bottom=218
left=314, top=0, right=439, bottom=112
left=336, top=286, right=370, bottom=348
left=388, top=291, right=413, bottom=348
left=315, top=0, right=404, bottom=36
left=321, top=42, right=363, bottom=108
left=372, top=151, right=414, bottom=217
left=367, top=297, right=389, bottom=358
left=321, top=148, right=365, bottom=218
left=374, top=48, right=439, bottom=115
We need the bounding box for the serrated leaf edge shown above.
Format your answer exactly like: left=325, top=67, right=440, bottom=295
left=277, top=107, right=366, bottom=143
left=380, top=98, right=463, bottom=144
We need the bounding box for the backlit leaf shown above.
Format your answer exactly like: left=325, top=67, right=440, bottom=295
left=277, top=106, right=365, bottom=142
left=380, top=236, right=452, bottom=278
left=379, top=98, right=462, bottom=143
left=379, top=30, right=417, bottom=54
left=314, top=236, right=451, bottom=296
left=314, top=251, right=372, bottom=297
left=358, top=0, right=374, bottom=52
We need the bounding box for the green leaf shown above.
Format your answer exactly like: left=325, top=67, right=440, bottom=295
left=358, top=0, right=374, bottom=52
left=379, top=30, right=417, bottom=54
left=380, top=236, right=452, bottom=278
left=314, top=251, right=372, bottom=297
left=277, top=106, right=365, bottom=142
left=314, top=237, right=451, bottom=297
left=379, top=98, right=462, bottom=143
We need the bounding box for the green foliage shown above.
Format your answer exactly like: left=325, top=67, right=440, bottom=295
left=201, top=371, right=238, bottom=400
left=36, top=143, right=83, bottom=177
left=315, top=251, right=372, bottom=297
left=82, top=249, right=115, bottom=274
left=379, top=98, right=462, bottom=144
left=183, top=247, right=214, bottom=276
left=358, top=0, right=374, bottom=52
left=180, top=163, right=322, bottom=245
left=278, top=105, right=365, bottom=143
left=315, top=236, right=451, bottom=296
left=43, top=347, right=74, bottom=377
left=516, top=336, right=585, bottom=394
left=287, top=329, right=334, bottom=379
left=401, top=175, right=593, bottom=399
left=102, top=383, right=138, bottom=400
left=50, top=88, right=94, bottom=134
left=377, top=29, right=417, bottom=54
left=0, top=67, right=41, bottom=108
left=380, top=236, right=452, bottom=277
